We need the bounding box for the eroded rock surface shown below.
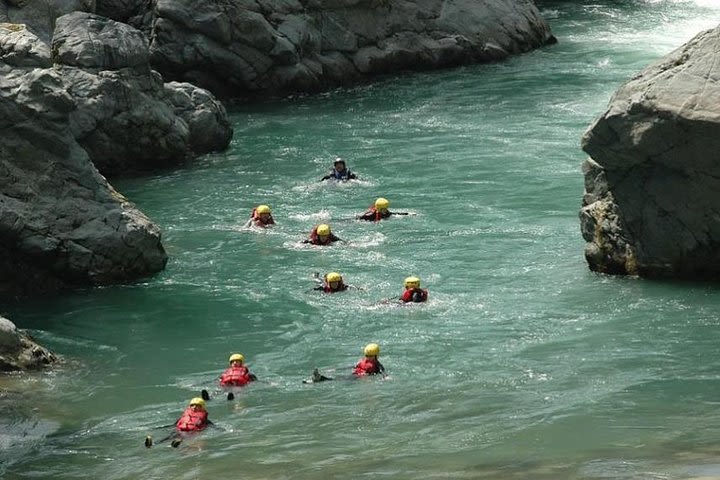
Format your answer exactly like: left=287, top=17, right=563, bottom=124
left=580, top=26, right=720, bottom=278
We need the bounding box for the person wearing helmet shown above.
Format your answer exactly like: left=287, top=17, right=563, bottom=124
left=175, top=397, right=210, bottom=433
left=245, top=204, right=275, bottom=228
left=145, top=397, right=216, bottom=448
left=400, top=276, right=428, bottom=303
left=353, top=343, right=386, bottom=376
left=320, top=157, right=358, bottom=182
left=313, top=271, right=349, bottom=293
left=303, top=223, right=342, bottom=245
left=219, top=353, right=257, bottom=387
left=357, top=197, right=412, bottom=221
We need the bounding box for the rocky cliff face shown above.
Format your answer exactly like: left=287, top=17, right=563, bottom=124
left=580, top=26, right=720, bottom=278
left=0, top=12, right=235, bottom=299
left=0, top=24, right=169, bottom=296
left=145, top=0, right=555, bottom=97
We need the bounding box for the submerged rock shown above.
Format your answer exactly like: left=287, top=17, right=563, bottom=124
left=580, top=26, right=720, bottom=278
left=0, top=316, right=56, bottom=371
left=148, top=0, right=556, bottom=97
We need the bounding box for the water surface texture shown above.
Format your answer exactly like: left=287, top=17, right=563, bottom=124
left=3, top=2, right=720, bottom=479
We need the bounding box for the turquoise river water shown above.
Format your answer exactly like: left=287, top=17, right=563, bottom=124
left=3, top=2, right=720, bottom=479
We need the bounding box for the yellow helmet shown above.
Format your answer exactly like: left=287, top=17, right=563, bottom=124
left=256, top=205, right=271, bottom=214
left=326, top=272, right=342, bottom=283
left=374, top=197, right=389, bottom=210
left=229, top=353, right=244, bottom=363
left=404, top=276, right=421, bottom=288
left=364, top=343, right=380, bottom=357
left=317, top=224, right=331, bottom=236
left=189, top=397, right=206, bottom=408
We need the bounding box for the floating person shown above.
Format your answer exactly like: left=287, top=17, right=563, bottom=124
left=320, top=157, right=358, bottom=182
left=302, top=343, right=384, bottom=384
left=220, top=353, right=258, bottom=387
left=356, top=197, right=412, bottom=221
left=400, top=276, right=428, bottom=303
left=202, top=353, right=258, bottom=401
left=353, top=343, right=386, bottom=377
left=303, top=223, right=342, bottom=245
left=245, top=204, right=275, bottom=228
left=145, top=397, right=213, bottom=448
left=313, top=271, right=349, bottom=293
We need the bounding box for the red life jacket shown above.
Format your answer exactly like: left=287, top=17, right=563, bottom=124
left=401, top=288, right=428, bottom=303
left=366, top=207, right=391, bottom=221
left=309, top=227, right=333, bottom=245
left=220, top=365, right=251, bottom=386
left=251, top=208, right=275, bottom=227
left=176, top=407, right=208, bottom=432
left=353, top=357, right=382, bottom=376
left=322, top=281, right=348, bottom=293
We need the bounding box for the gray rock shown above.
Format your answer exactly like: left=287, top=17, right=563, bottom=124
left=0, top=22, right=51, bottom=67
left=148, top=0, right=555, bottom=97
left=51, top=12, right=232, bottom=176
left=580, top=25, right=720, bottom=278
left=0, top=316, right=56, bottom=371
left=1, top=29, right=168, bottom=297
left=53, top=12, right=149, bottom=68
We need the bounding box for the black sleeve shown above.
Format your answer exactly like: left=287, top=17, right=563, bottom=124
left=302, top=239, right=312, bottom=244
left=377, top=361, right=385, bottom=373
left=249, top=373, right=258, bottom=381
left=348, top=171, right=357, bottom=180
left=320, top=175, right=331, bottom=181
left=313, top=286, right=324, bottom=291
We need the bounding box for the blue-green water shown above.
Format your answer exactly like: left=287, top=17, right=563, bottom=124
left=3, top=2, right=720, bottom=479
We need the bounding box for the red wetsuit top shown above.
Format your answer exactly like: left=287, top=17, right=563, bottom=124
left=305, top=227, right=341, bottom=245
left=250, top=208, right=275, bottom=227
left=219, top=365, right=252, bottom=386
left=401, top=288, right=428, bottom=303
left=176, top=408, right=209, bottom=432
left=358, top=207, right=392, bottom=222
left=353, top=357, right=385, bottom=376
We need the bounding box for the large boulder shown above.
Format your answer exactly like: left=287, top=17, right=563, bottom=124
left=580, top=26, right=720, bottom=278
left=149, top=0, right=556, bottom=97
left=0, top=23, right=168, bottom=298
left=0, top=316, right=56, bottom=371
left=52, top=12, right=233, bottom=176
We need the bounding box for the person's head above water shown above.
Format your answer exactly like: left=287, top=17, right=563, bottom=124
left=404, top=276, right=421, bottom=289
left=228, top=353, right=244, bottom=366
left=255, top=204, right=272, bottom=219
left=374, top=197, right=389, bottom=212
left=188, top=397, right=206, bottom=410
left=316, top=224, right=331, bottom=238
left=325, top=271, right=344, bottom=290
left=333, top=157, right=346, bottom=171
left=363, top=342, right=380, bottom=358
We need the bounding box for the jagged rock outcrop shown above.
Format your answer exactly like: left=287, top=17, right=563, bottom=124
left=53, top=12, right=233, bottom=176
left=1, top=22, right=168, bottom=298
left=148, top=0, right=556, bottom=97
left=0, top=316, right=56, bottom=371
left=580, top=25, right=720, bottom=278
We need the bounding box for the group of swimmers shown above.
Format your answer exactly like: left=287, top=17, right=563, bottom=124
left=245, top=158, right=430, bottom=302
left=145, top=344, right=386, bottom=448
left=145, top=158, right=421, bottom=448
